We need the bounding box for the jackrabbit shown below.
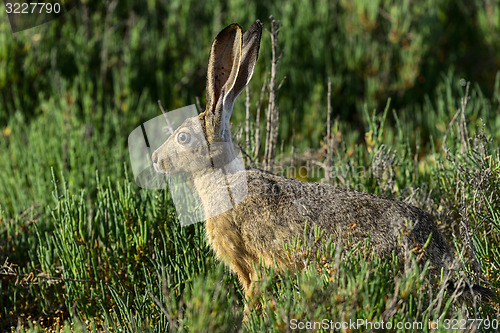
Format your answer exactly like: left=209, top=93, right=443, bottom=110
left=151, top=20, right=495, bottom=311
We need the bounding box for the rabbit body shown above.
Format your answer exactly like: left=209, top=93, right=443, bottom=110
left=197, top=168, right=453, bottom=300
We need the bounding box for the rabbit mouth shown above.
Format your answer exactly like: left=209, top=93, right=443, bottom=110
left=152, top=148, right=177, bottom=174
left=152, top=162, right=165, bottom=174
left=153, top=155, right=188, bottom=175
left=153, top=156, right=171, bottom=174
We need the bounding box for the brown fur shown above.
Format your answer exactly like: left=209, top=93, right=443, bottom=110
left=151, top=20, right=496, bottom=313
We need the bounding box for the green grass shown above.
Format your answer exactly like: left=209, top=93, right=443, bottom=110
left=1, top=1, right=500, bottom=332
left=2, top=76, right=499, bottom=331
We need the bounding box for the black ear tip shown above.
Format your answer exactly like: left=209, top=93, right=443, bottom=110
left=226, top=23, right=242, bottom=31
left=252, top=20, right=263, bottom=30
left=245, top=20, right=263, bottom=40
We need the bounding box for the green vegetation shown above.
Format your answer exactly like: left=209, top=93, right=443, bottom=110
left=1, top=0, right=499, bottom=331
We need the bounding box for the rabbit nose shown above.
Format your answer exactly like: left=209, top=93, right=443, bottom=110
left=152, top=152, right=158, bottom=164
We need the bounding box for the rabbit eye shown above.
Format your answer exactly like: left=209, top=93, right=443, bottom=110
left=176, top=131, right=191, bottom=145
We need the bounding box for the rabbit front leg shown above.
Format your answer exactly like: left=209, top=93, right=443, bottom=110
left=205, top=215, right=263, bottom=314
left=231, top=260, right=262, bottom=318
left=219, top=242, right=263, bottom=318
left=226, top=246, right=264, bottom=315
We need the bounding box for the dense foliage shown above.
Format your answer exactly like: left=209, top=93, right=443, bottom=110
left=1, top=0, right=499, bottom=331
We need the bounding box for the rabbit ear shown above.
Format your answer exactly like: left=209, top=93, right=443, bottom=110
left=204, top=23, right=243, bottom=140
left=204, top=20, right=263, bottom=142
left=225, top=20, right=263, bottom=109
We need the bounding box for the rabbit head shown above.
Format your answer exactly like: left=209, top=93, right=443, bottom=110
left=152, top=20, right=263, bottom=175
